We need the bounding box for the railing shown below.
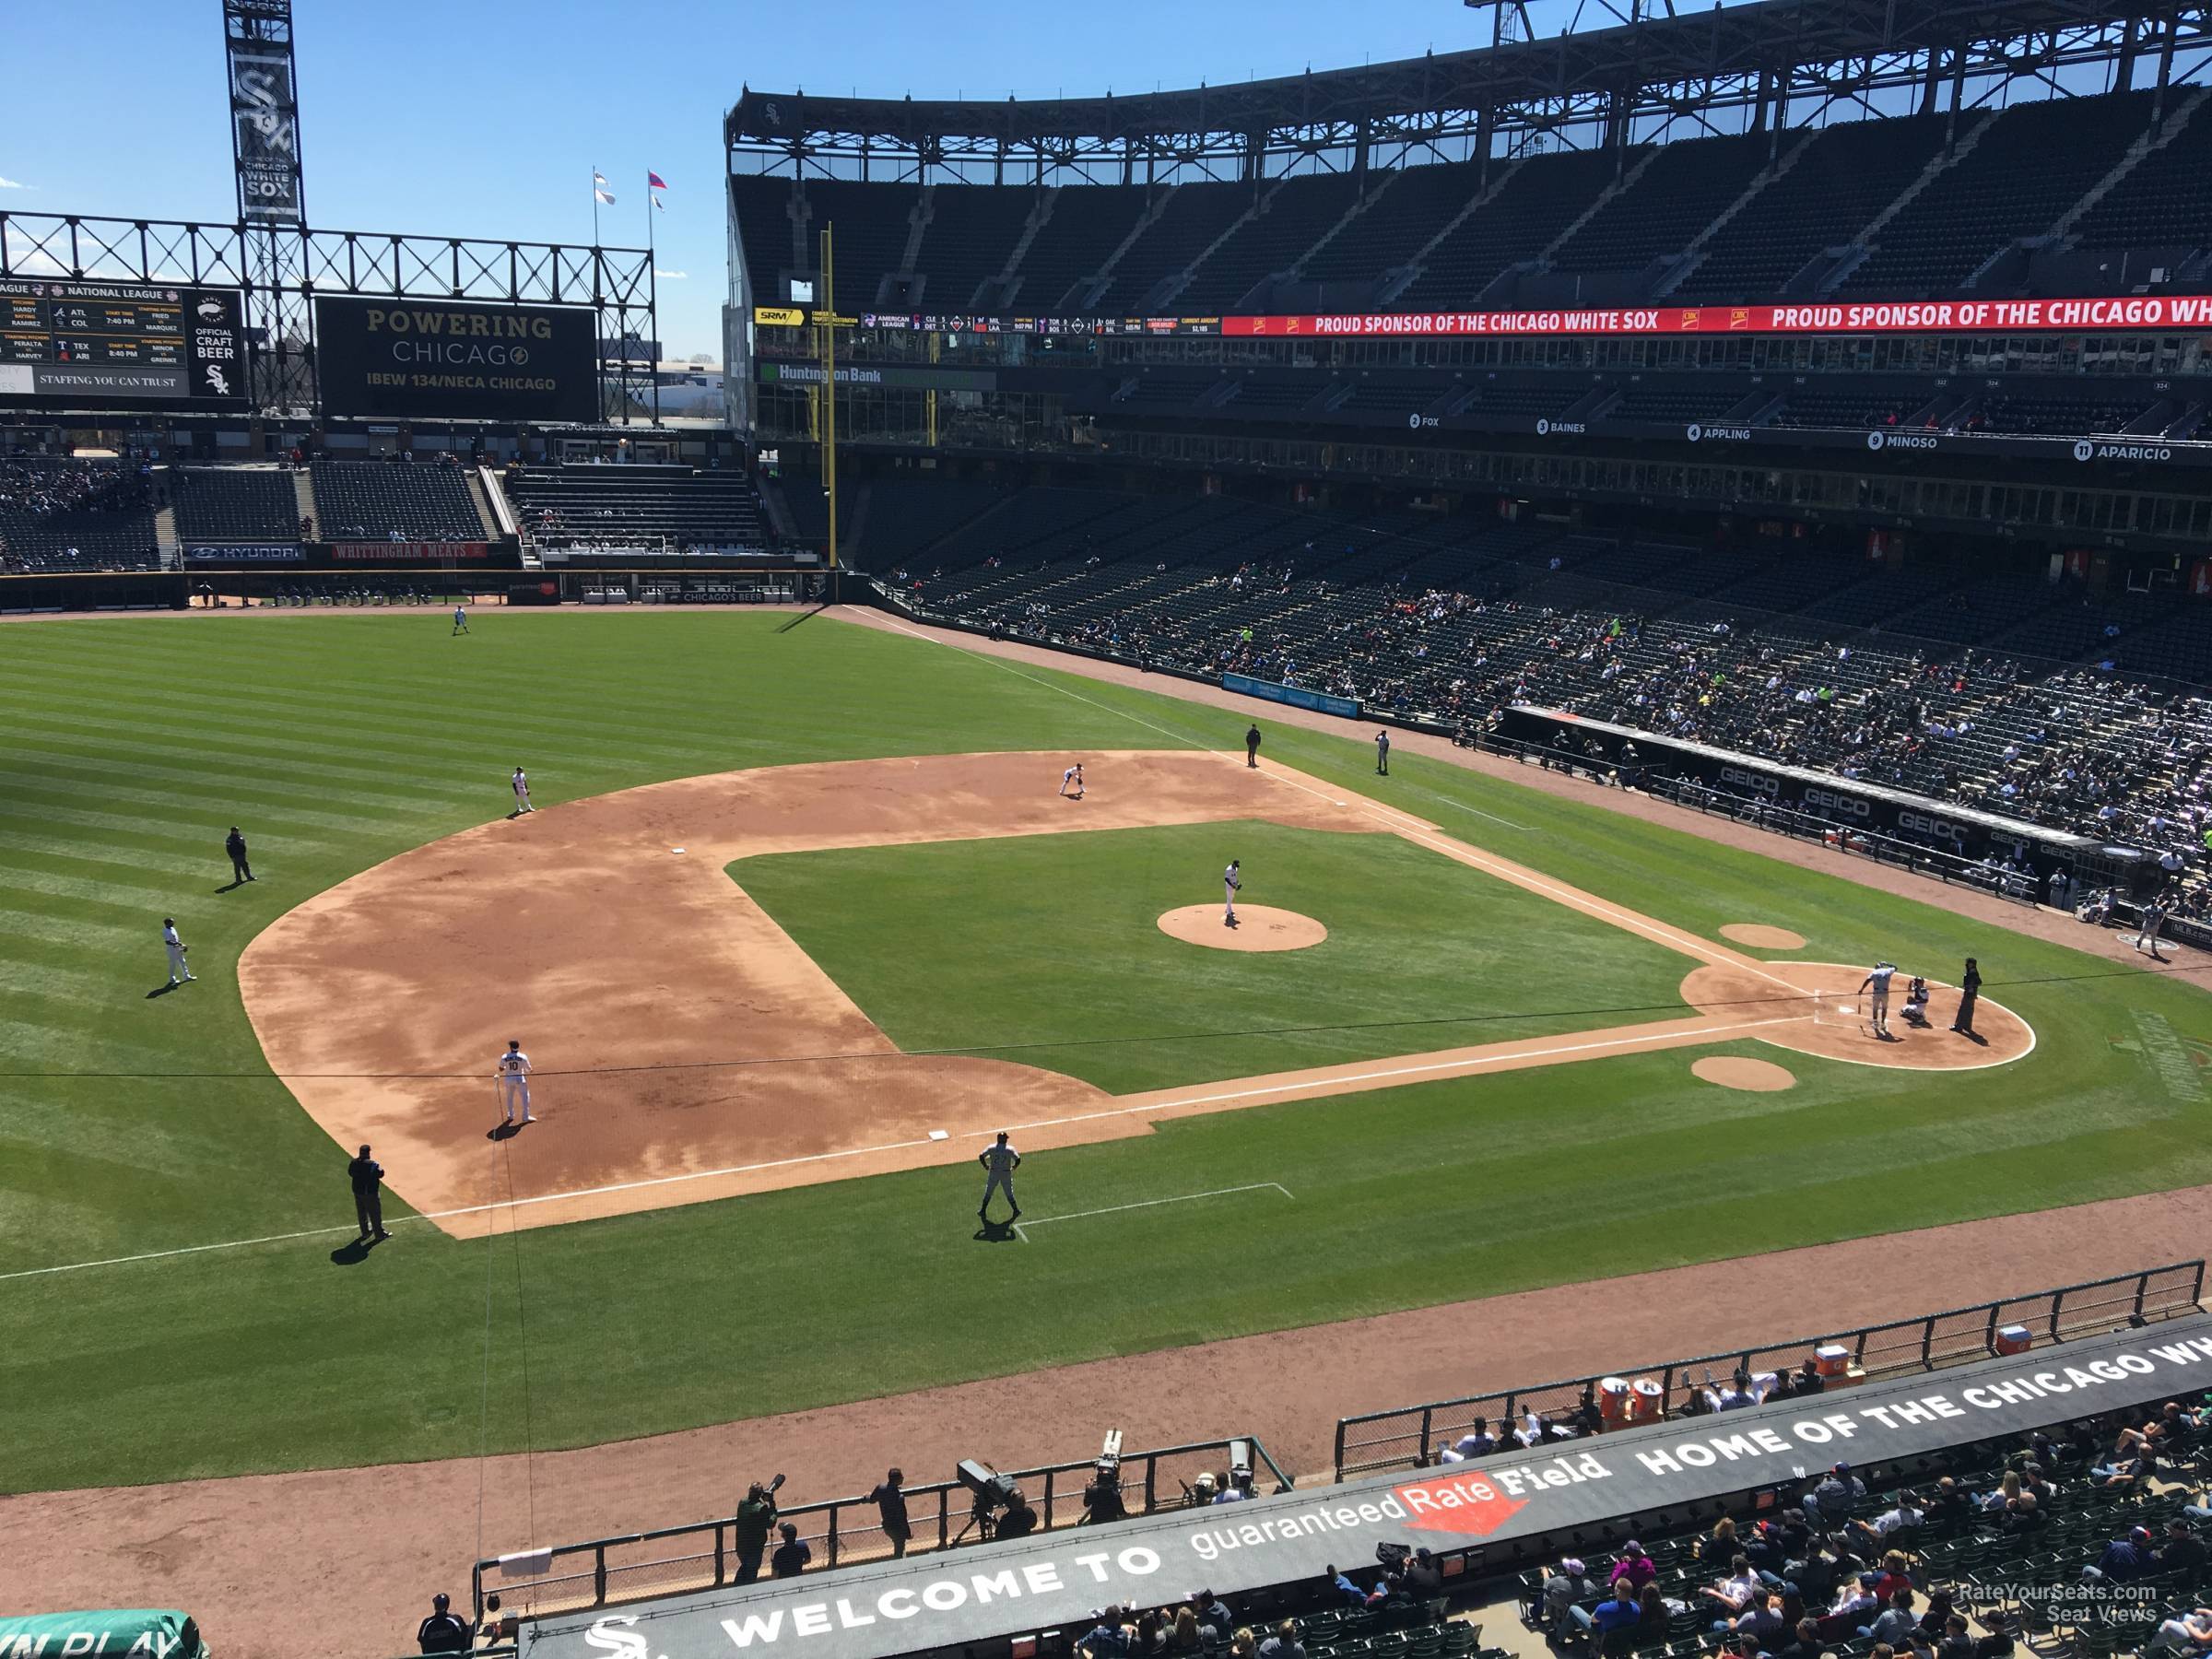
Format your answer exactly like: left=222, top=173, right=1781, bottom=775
left=1332, top=1260, right=2204, bottom=1481
left=473, top=1434, right=1290, bottom=1623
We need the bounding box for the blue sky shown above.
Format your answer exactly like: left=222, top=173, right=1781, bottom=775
left=0, top=1, right=1488, bottom=359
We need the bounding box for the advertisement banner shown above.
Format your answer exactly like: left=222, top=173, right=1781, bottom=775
left=1223, top=671, right=1360, bottom=719
left=312, top=297, right=600, bottom=422
left=768, top=294, right=2212, bottom=341
left=1225, top=296, right=2212, bottom=339
left=182, top=543, right=301, bottom=564
left=330, top=541, right=490, bottom=562
left=0, top=279, right=247, bottom=406
left=759, top=362, right=999, bottom=393
left=521, top=1317, right=2212, bottom=1659
left=228, top=34, right=304, bottom=225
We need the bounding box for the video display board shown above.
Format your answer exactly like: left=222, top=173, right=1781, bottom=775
left=313, top=296, right=600, bottom=421
left=0, top=279, right=248, bottom=405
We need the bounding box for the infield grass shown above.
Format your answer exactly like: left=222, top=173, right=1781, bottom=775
left=733, top=820, right=1694, bottom=1092
left=3, top=608, right=2208, bottom=1491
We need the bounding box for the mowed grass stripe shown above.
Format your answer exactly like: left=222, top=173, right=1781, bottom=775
left=1, top=611, right=2207, bottom=1492
left=3, top=722, right=528, bottom=798
left=0, top=905, right=150, bottom=951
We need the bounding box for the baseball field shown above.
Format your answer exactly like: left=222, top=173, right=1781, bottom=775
left=4, top=604, right=2208, bottom=1503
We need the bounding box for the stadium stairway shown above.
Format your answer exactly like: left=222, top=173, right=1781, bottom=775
left=154, top=504, right=179, bottom=564
left=2053, top=85, right=2212, bottom=241
left=1659, top=132, right=1817, bottom=296
left=465, top=470, right=503, bottom=543
left=1820, top=110, right=1999, bottom=294
left=292, top=469, right=315, bottom=538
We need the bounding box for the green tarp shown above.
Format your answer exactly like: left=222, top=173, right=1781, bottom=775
left=0, top=1612, right=203, bottom=1659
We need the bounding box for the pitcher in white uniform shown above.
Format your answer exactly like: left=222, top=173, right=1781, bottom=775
left=496, top=1040, right=535, bottom=1125
left=1223, top=859, right=1242, bottom=927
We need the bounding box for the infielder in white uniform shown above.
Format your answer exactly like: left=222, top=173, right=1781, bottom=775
left=496, top=1039, right=535, bottom=1125
left=1059, top=763, right=1085, bottom=800
left=512, top=767, right=535, bottom=815
left=161, top=917, right=196, bottom=986
left=978, top=1131, right=1021, bottom=1222
left=1223, top=858, right=1242, bottom=927
left=1857, top=961, right=1897, bottom=1038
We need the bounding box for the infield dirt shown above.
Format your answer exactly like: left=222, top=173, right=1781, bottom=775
left=241, top=749, right=2030, bottom=1236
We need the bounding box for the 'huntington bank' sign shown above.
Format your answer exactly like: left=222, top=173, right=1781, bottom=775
left=313, top=296, right=600, bottom=423
left=524, top=1316, right=2212, bottom=1659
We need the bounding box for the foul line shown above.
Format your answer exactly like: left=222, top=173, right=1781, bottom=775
left=1011, top=1182, right=1293, bottom=1242
left=2, top=1015, right=1800, bottom=1284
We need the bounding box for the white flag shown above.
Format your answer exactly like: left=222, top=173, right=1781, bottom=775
left=593, top=169, right=615, bottom=205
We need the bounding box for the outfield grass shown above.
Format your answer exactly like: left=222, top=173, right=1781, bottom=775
left=4, top=609, right=2208, bottom=1493
left=734, top=820, right=1693, bottom=1092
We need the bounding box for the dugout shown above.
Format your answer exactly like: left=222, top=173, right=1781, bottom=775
left=1502, top=706, right=2108, bottom=873
left=518, top=1312, right=2212, bottom=1659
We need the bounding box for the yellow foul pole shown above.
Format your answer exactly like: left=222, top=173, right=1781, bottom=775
left=818, top=225, right=837, bottom=571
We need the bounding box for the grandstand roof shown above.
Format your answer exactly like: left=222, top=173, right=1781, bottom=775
left=727, top=0, right=2196, bottom=159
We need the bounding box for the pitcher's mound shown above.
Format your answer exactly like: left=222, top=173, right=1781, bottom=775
left=1158, top=904, right=1327, bottom=952
left=1692, top=1055, right=1797, bottom=1092
left=1722, top=924, right=1807, bottom=949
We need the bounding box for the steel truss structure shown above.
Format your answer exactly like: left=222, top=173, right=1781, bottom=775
left=726, top=0, right=2212, bottom=183
left=0, top=211, right=655, bottom=418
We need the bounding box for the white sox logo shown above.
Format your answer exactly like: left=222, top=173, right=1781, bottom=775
left=585, top=1615, right=656, bottom=1659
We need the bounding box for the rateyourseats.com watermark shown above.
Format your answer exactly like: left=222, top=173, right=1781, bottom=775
left=1959, top=1580, right=2161, bottom=1623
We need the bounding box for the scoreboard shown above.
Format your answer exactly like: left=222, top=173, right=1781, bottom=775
left=0, top=278, right=248, bottom=406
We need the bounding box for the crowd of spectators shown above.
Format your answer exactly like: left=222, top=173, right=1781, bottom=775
left=1523, top=1395, right=2211, bottom=1659
left=916, top=553, right=2212, bottom=909
left=0, top=456, right=155, bottom=571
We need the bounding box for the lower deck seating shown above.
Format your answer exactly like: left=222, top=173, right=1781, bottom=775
left=877, top=485, right=2212, bottom=879
left=0, top=458, right=158, bottom=571
left=309, top=460, right=484, bottom=542
left=171, top=466, right=300, bottom=542
left=503, top=465, right=766, bottom=551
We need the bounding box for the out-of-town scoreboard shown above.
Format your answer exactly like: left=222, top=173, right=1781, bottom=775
left=0, top=278, right=249, bottom=406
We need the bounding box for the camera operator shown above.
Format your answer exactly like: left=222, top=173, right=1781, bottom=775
left=735, top=1478, right=783, bottom=1583
left=996, top=1487, right=1039, bottom=1539
left=1079, top=1463, right=1127, bottom=1525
